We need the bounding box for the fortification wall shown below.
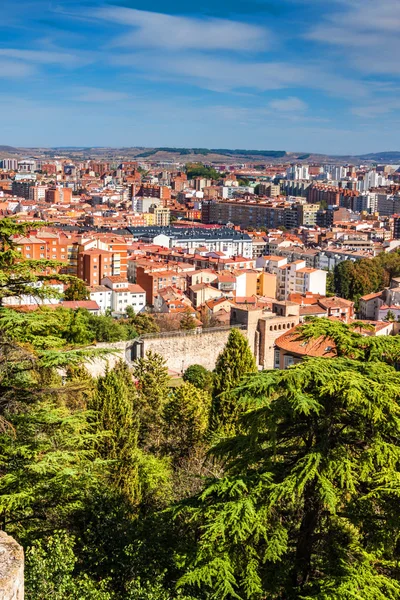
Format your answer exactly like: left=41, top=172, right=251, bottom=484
left=140, top=328, right=235, bottom=374
left=84, top=327, right=247, bottom=377
left=0, top=532, right=24, bottom=600
left=85, top=341, right=129, bottom=378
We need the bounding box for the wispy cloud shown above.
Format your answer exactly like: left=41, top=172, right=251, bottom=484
left=0, top=60, right=35, bottom=78
left=75, top=87, right=129, bottom=102
left=269, top=96, right=307, bottom=112
left=0, top=48, right=93, bottom=68
left=306, top=0, right=400, bottom=76
left=94, top=6, right=271, bottom=51
left=111, top=52, right=367, bottom=99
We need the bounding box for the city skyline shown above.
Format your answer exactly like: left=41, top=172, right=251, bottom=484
left=1, top=0, right=400, bottom=153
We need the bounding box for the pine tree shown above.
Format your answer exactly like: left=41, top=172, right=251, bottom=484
left=163, top=382, right=211, bottom=458
left=132, top=351, right=170, bottom=450
left=0, top=398, right=103, bottom=539
left=212, top=328, right=257, bottom=433
left=89, top=360, right=141, bottom=503
left=177, top=357, right=400, bottom=600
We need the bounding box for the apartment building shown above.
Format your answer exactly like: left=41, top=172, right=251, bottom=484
left=277, top=260, right=327, bottom=301
left=45, top=187, right=73, bottom=204
left=202, top=199, right=287, bottom=229
left=136, top=266, right=187, bottom=305
left=78, top=248, right=125, bottom=286
left=14, top=231, right=69, bottom=262
left=88, top=277, right=145, bottom=315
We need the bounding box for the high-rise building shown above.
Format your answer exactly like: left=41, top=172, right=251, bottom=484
left=1, top=158, right=18, bottom=170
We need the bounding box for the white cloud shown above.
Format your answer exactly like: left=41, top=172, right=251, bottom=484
left=306, top=0, right=400, bottom=76
left=0, top=48, right=93, bottom=68
left=94, top=7, right=270, bottom=51
left=269, top=97, right=307, bottom=112
left=111, top=53, right=367, bottom=98
left=76, top=88, right=129, bottom=102
left=0, top=60, right=35, bottom=77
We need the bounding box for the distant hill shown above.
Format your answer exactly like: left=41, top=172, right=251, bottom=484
left=357, top=151, right=400, bottom=162
left=2, top=145, right=400, bottom=165
left=134, top=147, right=287, bottom=159
left=0, top=145, right=19, bottom=153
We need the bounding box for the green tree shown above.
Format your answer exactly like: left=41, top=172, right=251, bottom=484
left=325, top=270, right=335, bottom=296
left=333, top=261, right=355, bottom=299
left=0, top=399, right=102, bottom=540
left=64, top=278, right=89, bottom=301
left=125, top=307, right=160, bottom=335
left=163, top=382, right=211, bottom=458
left=180, top=308, right=197, bottom=331
left=385, top=309, right=396, bottom=322
left=90, top=360, right=141, bottom=503
left=178, top=358, right=400, bottom=599
left=212, top=329, right=257, bottom=433
left=25, top=532, right=112, bottom=600
left=88, top=313, right=131, bottom=342
left=65, top=308, right=93, bottom=345
left=132, top=351, right=170, bottom=449
left=183, top=364, right=213, bottom=393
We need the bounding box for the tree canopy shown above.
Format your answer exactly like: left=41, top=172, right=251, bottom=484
left=178, top=356, right=400, bottom=599
left=212, top=328, right=257, bottom=433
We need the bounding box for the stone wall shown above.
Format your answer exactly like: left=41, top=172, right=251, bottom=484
left=0, top=532, right=24, bottom=600
left=139, top=328, right=237, bottom=374
left=84, top=341, right=130, bottom=378
left=84, top=328, right=246, bottom=377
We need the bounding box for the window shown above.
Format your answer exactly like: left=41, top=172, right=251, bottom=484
left=40, top=246, right=45, bottom=250
left=284, top=355, right=294, bottom=369
left=40, top=253, right=44, bottom=258
left=274, top=349, right=280, bottom=369
left=26, top=246, right=31, bottom=250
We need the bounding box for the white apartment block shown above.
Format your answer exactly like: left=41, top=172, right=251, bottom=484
left=277, top=260, right=326, bottom=300
left=89, top=276, right=146, bottom=315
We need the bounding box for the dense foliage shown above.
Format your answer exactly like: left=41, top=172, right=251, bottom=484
left=333, top=250, right=400, bottom=303
left=185, top=164, right=222, bottom=180
left=64, top=278, right=89, bottom=301
left=178, top=357, right=400, bottom=599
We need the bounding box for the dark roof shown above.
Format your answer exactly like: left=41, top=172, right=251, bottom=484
left=128, top=226, right=251, bottom=242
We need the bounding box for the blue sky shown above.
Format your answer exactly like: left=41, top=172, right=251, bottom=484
left=1, top=0, right=399, bottom=153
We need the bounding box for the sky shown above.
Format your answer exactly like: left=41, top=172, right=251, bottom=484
left=1, top=0, right=400, bottom=154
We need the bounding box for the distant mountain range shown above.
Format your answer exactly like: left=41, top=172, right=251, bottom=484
left=2, top=146, right=400, bottom=164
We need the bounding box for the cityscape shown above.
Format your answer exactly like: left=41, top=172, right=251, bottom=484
left=2, top=0, right=400, bottom=598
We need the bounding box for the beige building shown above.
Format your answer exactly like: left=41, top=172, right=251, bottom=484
left=189, top=283, right=223, bottom=308
left=257, top=272, right=277, bottom=298
left=143, top=206, right=171, bottom=226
